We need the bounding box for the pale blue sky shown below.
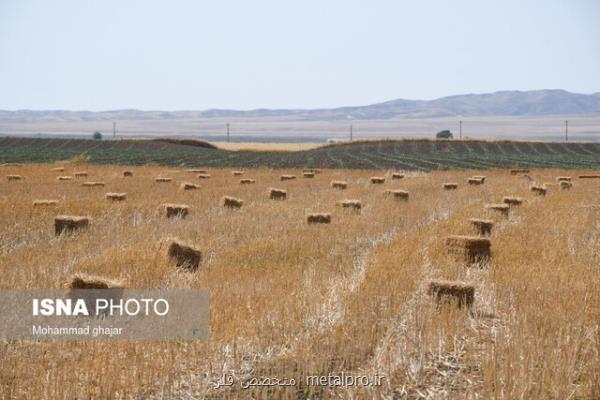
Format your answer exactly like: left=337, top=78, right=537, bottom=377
left=1, top=0, right=599, bottom=110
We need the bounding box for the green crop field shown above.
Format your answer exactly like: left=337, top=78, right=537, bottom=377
left=1, top=137, right=600, bottom=170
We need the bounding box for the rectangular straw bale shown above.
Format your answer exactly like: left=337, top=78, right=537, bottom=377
left=55, top=215, right=90, bottom=236
left=472, top=175, right=486, bottom=182
left=186, top=169, right=207, bottom=173
left=57, top=176, right=73, bottom=181
left=162, top=203, right=189, bottom=218
left=240, top=178, right=256, bottom=185
left=6, top=175, right=23, bottom=181
left=181, top=182, right=200, bottom=190
left=370, top=176, right=385, bottom=184
left=123, top=171, right=133, bottom=177
left=303, top=172, right=315, bottom=178
left=502, top=196, right=523, bottom=206
left=331, top=180, right=348, bottom=190
left=337, top=199, right=361, bottom=211
left=82, top=181, right=105, bottom=187
left=469, top=218, right=494, bottom=236
left=51, top=167, right=65, bottom=172
left=531, top=185, right=547, bottom=196
left=74, top=171, right=88, bottom=178
left=391, top=173, right=404, bottom=180
left=385, top=189, right=409, bottom=201
left=167, top=240, right=202, bottom=271
left=560, top=181, right=572, bottom=190
left=428, top=280, right=475, bottom=308
left=579, top=175, right=600, bottom=179
left=68, top=273, right=125, bottom=289
left=269, top=188, right=287, bottom=200
left=232, top=171, right=244, bottom=176
left=468, top=177, right=484, bottom=185
left=155, top=177, right=172, bottom=182
left=106, top=192, right=127, bottom=201
left=197, top=173, right=211, bottom=179
left=307, top=213, right=331, bottom=224
left=486, top=203, right=510, bottom=217
left=33, top=199, right=59, bottom=207
left=556, top=176, right=571, bottom=182
left=280, top=174, right=296, bottom=181
left=446, top=235, right=491, bottom=263
left=443, top=183, right=458, bottom=190
left=222, top=196, right=243, bottom=208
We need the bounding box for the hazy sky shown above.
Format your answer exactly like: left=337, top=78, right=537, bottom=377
left=1, top=0, right=599, bottom=110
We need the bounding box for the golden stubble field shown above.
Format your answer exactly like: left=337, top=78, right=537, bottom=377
left=0, top=162, right=599, bottom=399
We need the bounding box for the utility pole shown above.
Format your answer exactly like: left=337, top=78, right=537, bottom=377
left=459, top=120, right=463, bottom=140
left=565, top=120, right=569, bottom=142
left=350, top=124, right=353, bottom=141
left=226, top=123, right=230, bottom=142
left=113, top=122, right=116, bottom=138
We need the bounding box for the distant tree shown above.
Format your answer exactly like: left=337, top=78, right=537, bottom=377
left=93, top=131, right=103, bottom=140
left=436, top=130, right=453, bottom=139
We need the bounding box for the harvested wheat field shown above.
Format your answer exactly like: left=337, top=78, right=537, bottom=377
left=0, top=162, right=599, bottom=399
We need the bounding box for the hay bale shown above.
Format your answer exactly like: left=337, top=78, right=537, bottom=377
left=155, top=177, right=172, bottom=183
left=33, top=199, right=59, bottom=207
left=331, top=180, right=348, bottom=190
left=162, top=203, right=189, bottom=219
left=472, top=175, right=486, bottom=182
left=197, top=173, right=211, bottom=179
left=385, top=189, right=409, bottom=201
left=51, top=167, right=65, bottom=172
left=303, top=172, right=315, bottom=178
left=68, top=273, right=125, bottom=289
left=391, top=173, right=404, bottom=180
left=303, top=168, right=322, bottom=174
left=337, top=199, right=361, bottom=211
left=222, top=196, right=243, bottom=209
left=469, top=218, right=494, bottom=236
left=443, top=183, right=458, bottom=190
left=510, top=169, right=530, bottom=175
left=531, top=185, right=547, bottom=196
left=57, top=176, right=73, bottom=181
left=186, top=169, right=207, bottom=173
left=181, top=182, right=200, bottom=190
left=428, top=280, right=475, bottom=309
left=446, top=235, right=491, bottom=263
left=502, top=196, right=523, bottom=206
left=370, top=176, right=385, bottom=184
left=468, top=177, right=484, bottom=185
left=167, top=239, right=202, bottom=271
left=579, top=175, right=600, bottom=179
left=232, top=171, right=244, bottom=176
left=307, top=213, right=331, bottom=224
left=74, top=171, right=88, bottom=178
left=269, top=188, right=287, bottom=200
left=105, top=192, right=127, bottom=201
left=82, top=181, right=105, bottom=187
left=240, top=178, right=256, bottom=185
left=560, top=181, right=572, bottom=190
left=486, top=203, right=510, bottom=217
left=6, top=175, right=23, bottom=181
left=280, top=174, right=296, bottom=181
left=556, top=176, right=571, bottom=182
left=123, top=171, right=133, bottom=177
left=55, top=215, right=90, bottom=236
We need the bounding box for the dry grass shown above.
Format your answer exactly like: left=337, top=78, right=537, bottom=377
left=0, top=164, right=598, bottom=399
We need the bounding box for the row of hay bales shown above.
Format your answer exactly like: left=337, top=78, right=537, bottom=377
left=24, top=167, right=585, bottom=298
left=432, top=170, right=578, bottom=310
